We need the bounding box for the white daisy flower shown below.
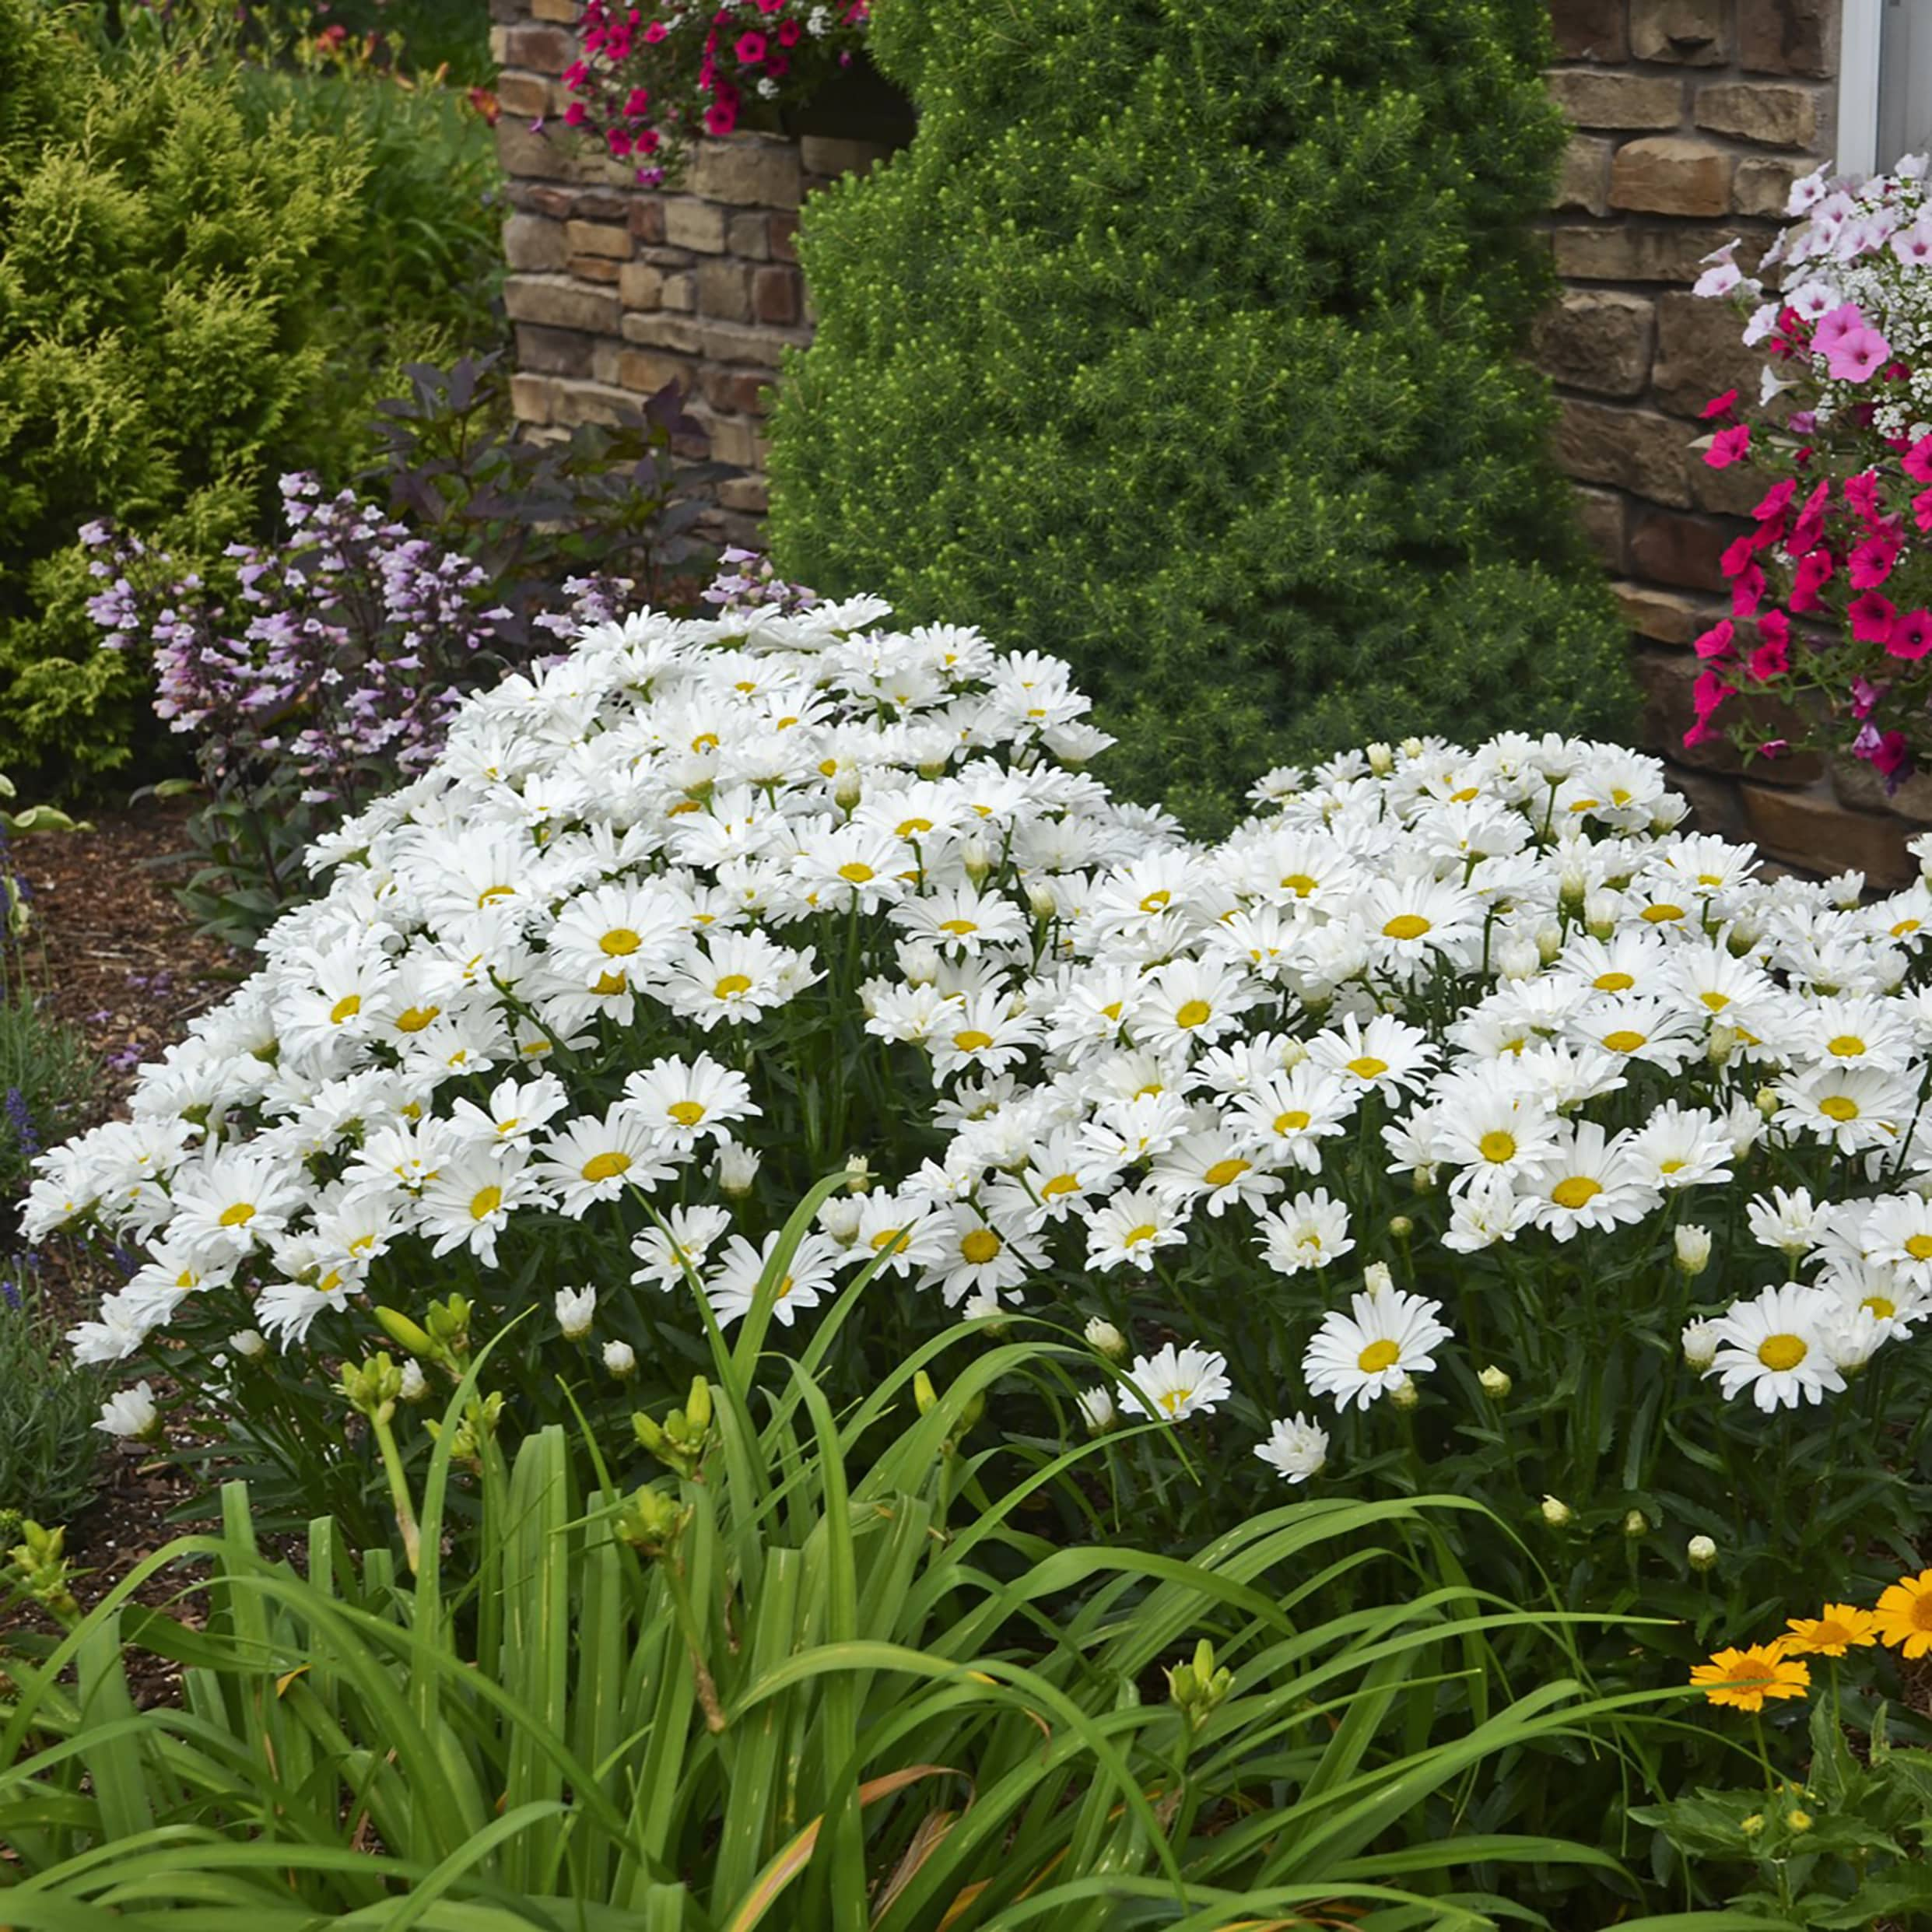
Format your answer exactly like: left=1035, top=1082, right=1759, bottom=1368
left=1254, top=1412, right=1329, bottom=1483
left=1118, top=1341, right=1232, bottom=1423
left=1303, top=1285, right=1453, bottom=1411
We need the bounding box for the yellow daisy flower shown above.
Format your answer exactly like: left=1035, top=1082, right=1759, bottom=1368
left=1689, top=1643, right=1811, bottom=1712
left=1783, top=1604, right=1881, bottom=1657
left=1874, top=1569, right=1932, bottom=1659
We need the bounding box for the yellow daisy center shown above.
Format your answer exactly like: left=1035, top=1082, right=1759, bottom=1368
left=1274, top=1109, right=1311, bottom=1134
left=600, top=927, right=642, bottom=957
left=1641, top=903, right=1685, bottom=924
left=1124, top=1222, right=1159, bottom=1248
left=1602, top=1030, right=1647, bottom=1054
left=1357, top=1338, right=1401, bottom=1374
left=1383, top=913, right=1432, bottom=941
left=1551, top=1176, right=1602, bottom=1210
left=1041, top=1173, right=1081, bottom=1199
left=667, top=1101, right=707, bottom=1128
left=1594, top=970, right=1635, bottom=992
left=714, top=973, right=753, bottom=998
left=329, top=993, right=362, bottom=1025
left=1828, top=1035, right=1867, bottom=1058
left=395, top=1004, right=440, bottom=1033
left=1202, top=1158, right=1250, bottom=1189
left=1699, top=991, right=1730, bottom=1011
left=1174, top=999, right=1212, bottom=1029
left=1893, top=917, right=1922, bottom=938
left=469, top=1185, right=503, bottom=1221
left=1346, top=1055, right=1388, bottom=1080
left=938, top=917, right=978, bottom=935
left=594, top=970, right=629, bottom=996
left=1478, top=1130, right=1517, bottom=1164
left=961, top=1229, right=1001, bottom=1266
left=1757, top=1333, right=1807, bottom=1372
left=478, top=883, right=515, bottom=906
left=954, top=1029, right=994, bottom=1053
left=896, top=816, right=934, bottom=836
left=1819, top=1096, right=1860, bottom=1122
left=838, top=861, right=875, bottom=884
left=581, top=1152, right=632, bottom=1183
left=1864, top=1294, right=1898, bottom=1319
left=218, top=1202, right=256, bottom=1229
left=1280, top=871, right=1318, bottom=896
left=1139, top=889, right=1172, bottom=913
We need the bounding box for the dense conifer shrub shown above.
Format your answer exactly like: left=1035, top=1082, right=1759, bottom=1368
left=767, top=0, right=1631, bottom=829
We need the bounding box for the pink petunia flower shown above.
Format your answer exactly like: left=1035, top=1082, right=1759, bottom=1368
left=1701, top=387, right=1741, bottom=419
left=1849, top=535, right=1902, bottom=588
left=1692, top=619, right=1736, bottom=661
left=1814, top=302, right=1870, bottom=359
left=1790, top=549, right=1835, bottom=612
left=1828, top=326, right=1893, bottom=384
left=1850, top=590, right=1899, bottom=643
left=1705, top=424, right=1751, bottom=468
left=1889, top=608, right=1932, bottom=660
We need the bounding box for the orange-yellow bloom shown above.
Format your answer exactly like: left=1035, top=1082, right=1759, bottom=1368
left=1874, top=1569, right=1932, bottom=1659
left=1689, top=1643, right=1811, bottom=1712
left=1783, top=1604, right=1881, bottom=1657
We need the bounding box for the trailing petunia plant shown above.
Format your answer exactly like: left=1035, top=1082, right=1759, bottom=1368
left=1692, top=154, right=1932, bottom=787
left=554, top=0, right=871, bottom=185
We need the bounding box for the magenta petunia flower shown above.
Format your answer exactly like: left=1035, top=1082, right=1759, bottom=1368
left=1888, top=608, right=1932, bottom=661
left=1849, top=591, right=1899, bottom=643
left=735, top=29, right=766, bottom=61
left=1705, top=423, right=1751, bottom=468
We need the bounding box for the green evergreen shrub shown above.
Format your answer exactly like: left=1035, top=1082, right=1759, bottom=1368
left=767, top=0, right=1632, bottom=830
left=0, top=1, right=500, bottom=787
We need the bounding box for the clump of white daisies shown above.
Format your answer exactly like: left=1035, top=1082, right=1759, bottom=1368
left=32, top=594, right=1932, bottom=1503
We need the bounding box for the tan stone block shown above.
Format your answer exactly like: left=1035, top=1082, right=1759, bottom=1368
left=619, top=348, right=689, bottom=394
left=622, top=312, right=707, bottom=354
left=751, top=265, right=800, bottom=326
left=1695, top=79, right=1820, bottom=148
left=1553, top=133, right=1615, bottom=215
left=770, top=211, right=800, bottom=263
left=620, top=261, right=664, bottom=310
left=1737, top=0, right=1836, bottom=78
left=1831, top=757, right=1932, bottom=826
left=1651, top=290, right=1765, bottom=418
left=1552, top=398, right=1695, bottom=507
left=1550, top=0, right=1629, bottom=59
left=1742, top=783, right=1916, bottom=885
left=728, top=211, right=771, bottom=260
left=1550, top=223, right=1762, bottom=282
left=718, top=475, right=770, bottom=515
left=689, top=137, right=803, bottom=209
left=694, top=318, right=806, bottom=369
left=495, top=119, right=571, bottom=181
left=1610, top=136, right=1735, bottom=216
left=566, top=219, right=631, bottom=259
left=1690, top=457, right=1769, bottom=517
left=1531, top=289, right=1655, bottom=396
left=531, top=0, right=577, bottom=19
left=700, top=367, right=773, bottom=416
left=1628, top=507, right=1737, bottom=592
left=503, top=274, right=622, bottom=335
left=516, top=323, right=596, bottom=379
left=701, top=414, right=765, bottom=468
left=1630, top=0, right=1728, bottom=64
left=631, top=198, right=667, bottom=245
left=500, top=23, right=573, bottom=72
left=548, top=379, right=659, bottom=429
left=1573, top=484, right=1627, bottom=569
left=1666, top=765, right=1749, bottom=839
left=1612, top=579, right=1723, bottom=646
left=661, top=273, right=697, bottom=313
left=510, top=372, right=557, bottom=426
left=697, top=260, right=752, bottom=321
left=1734, top=153, right=1808, bottom=217
left=503, top=212, right=568, bottom=273
left=568, top=255, right=622, bottom=285
left=495, top=72, right=553, bottom=119
left=799, top=135, right=889, bottom=180
left=663, top=198, right=728, bottom=253
left=1548, top=69, right=1684, bottom=130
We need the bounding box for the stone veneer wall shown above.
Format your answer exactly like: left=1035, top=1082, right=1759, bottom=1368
left=1537, top=0, right=1926, bottom=885
left=494, top=0, right=1920, bottom=882
left=487, top=0, right=896, bottom=546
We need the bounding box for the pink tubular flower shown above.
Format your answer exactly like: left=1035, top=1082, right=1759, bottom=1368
left=1889, top=608, right=1932, bottom=661
left=1693, top=619, right=1736, bottom=661
left=1685, top=668, right=1736, bottom=748
left=1829, top=327, right=1894, bottom=384
left=1790, top=549, right=1835, bottom=612
left=1701, top=387, right=1740, bottom=419
left=1849, top=535, right=1902, bottom=589
left=1705, top=423, right=1751, bottom=468
left=1753, top=478, right=1798, bottom=522
left=1850, top=591, right=1900, bottom=643
left=1731, top=562, right=1765, bottom=618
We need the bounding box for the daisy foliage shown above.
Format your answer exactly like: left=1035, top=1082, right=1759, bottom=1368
left=30, top=597, right=1932, bottom=1601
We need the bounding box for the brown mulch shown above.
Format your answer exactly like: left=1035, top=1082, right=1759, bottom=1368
left=5, top=805, right=243, bottom=1685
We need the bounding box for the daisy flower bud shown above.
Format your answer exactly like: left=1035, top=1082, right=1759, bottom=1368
left=1025, top=878, right=1059, bottom=921
left=716, top=1141, right=760, bottom=1197
left=1583, top=891, right=1618, bottom=938
left=1681, top=1319, right=1720, bottom=1370
left=1388, top=1214, right=1414, bottom=1239
left=960, top=834, right=991, bottom=885
left=833, top=769, right=863, bottom=810
left=1478, top=1363, right=1512, bottom=1400
left=1389, top=1373, right=1420, bottom=1411
left=1083, top=1316, right=1128, bottom=1359
left=1623, top=1509, right=1649, bottom=1538
left=1077, top=1384, right=1117, bottom=1433
left=603, top=1338, right=638, bottom=1380
left=1399, top=736, right=1424, bottom=759
left=1674, top=1224, right=1713, bottom=1277
left=398, top=1358, right=430, bottom=1403
left=1540, top=1494, right=1573, bottom=1527
left=554, top=1284, right=597, bottom=1340
left=819, top=1195, right=862, bottom=1243
left=843, top=1153, right=872, bottom=1192
left=1559, top=861, right=1588, bottom=906
left=1688, top=1533, right=1718, bottom=1571
left=899, top=941, right=941, bottom=986
left=1362, top=1261, right=1394, bottom=1296
left=1495, top=936, right=1538, bottom=981
left=1755, top=1086, right=1779, bottom=1119
left=94, top=1380, right=161, bottom=1443
left=1706, top=1026, right=1739, bottom=1066
left=1277, top=1036, right=1309, bottom=1070
left=228, top=1328, right=268, bottom=1359
left=1537, top=921, right=1563, bottom=962
left=1366, top=741, right=1394, bottom=776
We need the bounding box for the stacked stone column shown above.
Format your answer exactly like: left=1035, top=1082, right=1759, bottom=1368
left=1536, top=0, right=1927, bottom=883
